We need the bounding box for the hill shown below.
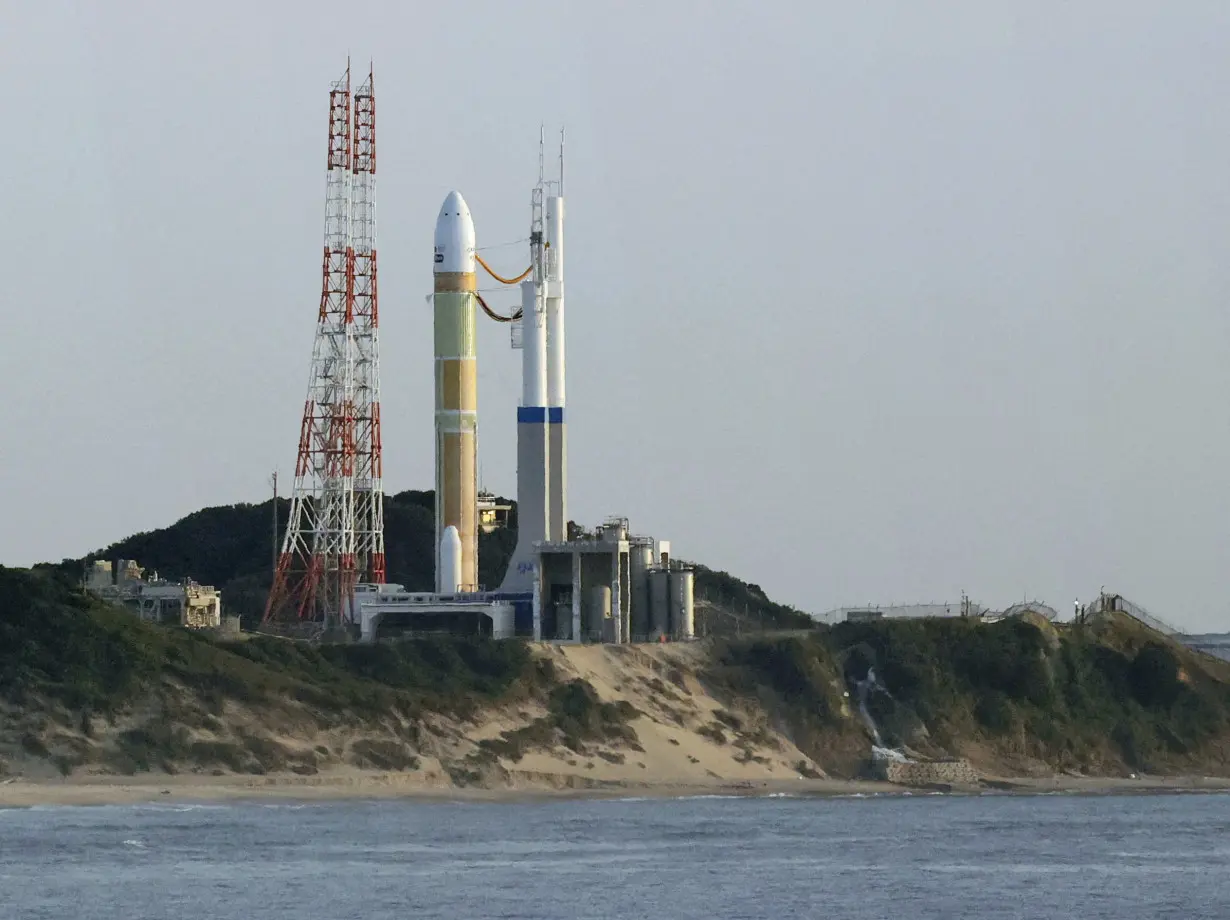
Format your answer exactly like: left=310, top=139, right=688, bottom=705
left=55, top=492, right=811, bottom=632
left=0, top=566, right=551, bottom=778
left=4, top=566, right=1230, bottom=793
left=712, top=612, right=1230, bottom=778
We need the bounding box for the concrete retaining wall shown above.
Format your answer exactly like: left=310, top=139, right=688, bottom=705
left=875, top=759, right=979, bottom=786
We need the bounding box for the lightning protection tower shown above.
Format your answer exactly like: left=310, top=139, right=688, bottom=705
left=263, top=63, right=385, bottom=635
left=350, top=68, right=386, bottom=588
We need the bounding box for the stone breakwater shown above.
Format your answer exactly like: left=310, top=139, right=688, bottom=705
left=874, top=759, right=980, bottom=786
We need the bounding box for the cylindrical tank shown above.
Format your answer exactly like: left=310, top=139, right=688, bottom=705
left=669, top=569, right=695, bottom=639
left=603, top=521, right=626, bottom=543
left=439, top=526, right=463, bottom=594
left=589, top=584, right=611, bottom=642
left=649, top=569, right=671, bottom=639
left=630, top=543, right=653, bottom=640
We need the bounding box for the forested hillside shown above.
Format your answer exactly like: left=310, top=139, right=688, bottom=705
left=51, top=492, right=810, bottom=631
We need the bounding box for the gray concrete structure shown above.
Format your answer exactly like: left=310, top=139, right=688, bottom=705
left=527, top=518, right=689, bottom=643
left=534, top=534, right=628, bottom=642
left=84, top=559, right=222, bottom=629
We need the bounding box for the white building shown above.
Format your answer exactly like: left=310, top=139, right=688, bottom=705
left=816, top=597, right=1060, bottom=625
left=817, top=599, right=989, bottom=625
left=85, top=559, right=222, bottom=629
left=346, top=584, right=515, bottom=642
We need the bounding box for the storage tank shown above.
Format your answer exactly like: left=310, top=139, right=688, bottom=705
left=589, top=584, right=611, bottom=642
left=649, top=569, right=671, bottom=639
left=603, top=520, right=627, bottom=543
left=669, top=568, right=695, bottom=639
left=629, top=542, right=653, bottom=640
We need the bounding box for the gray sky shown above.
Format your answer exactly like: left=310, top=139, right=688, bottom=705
left=3, top=1, right=1229, bottom=631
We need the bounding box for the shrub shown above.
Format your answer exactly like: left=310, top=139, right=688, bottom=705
left=1129, top=643, right=1183, bottom=708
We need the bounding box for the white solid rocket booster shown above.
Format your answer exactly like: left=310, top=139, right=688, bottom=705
left=439, top=525, right=463, bottom=594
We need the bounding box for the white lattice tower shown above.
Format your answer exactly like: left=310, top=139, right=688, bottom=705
left=264, top=64, right=359, bottom=631
left=350, top=67, right=385, bottom=584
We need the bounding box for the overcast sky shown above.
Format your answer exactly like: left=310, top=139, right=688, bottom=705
left=2, top=1, right=1228, bottom=631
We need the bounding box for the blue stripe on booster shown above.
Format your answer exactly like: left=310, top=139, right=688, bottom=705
left=518, top=407, right=564, bottom=423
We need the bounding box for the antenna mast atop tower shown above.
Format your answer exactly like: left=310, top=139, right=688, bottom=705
left=532, top=125, right=546, bottom=281
left=264, top=62, right=386, bottom=635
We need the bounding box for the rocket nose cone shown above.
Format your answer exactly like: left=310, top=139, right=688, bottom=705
left=437, top=190, right=469, bottom=221
left=434, top=191, right=476, bottom=274
left=441, top=524, right=462, bottom=549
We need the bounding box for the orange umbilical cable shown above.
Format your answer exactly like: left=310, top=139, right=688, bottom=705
left=475, top=253, right=532, bottom=285
left=476, top=292, right=523, bottom=323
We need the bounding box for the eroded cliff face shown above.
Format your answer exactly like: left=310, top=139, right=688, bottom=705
left=0, top=642, right=821, bottom=788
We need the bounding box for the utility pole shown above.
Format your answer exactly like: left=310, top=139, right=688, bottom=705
left=271, top=471, right=278, bottom=580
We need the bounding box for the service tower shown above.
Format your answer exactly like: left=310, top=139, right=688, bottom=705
left=433, top=191, right=479, bottom=592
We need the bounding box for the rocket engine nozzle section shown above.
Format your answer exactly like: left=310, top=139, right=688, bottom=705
left=433, top=191, right=479, bottom=592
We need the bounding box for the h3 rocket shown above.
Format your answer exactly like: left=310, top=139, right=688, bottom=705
left=433, top=191, right=478, bottom=593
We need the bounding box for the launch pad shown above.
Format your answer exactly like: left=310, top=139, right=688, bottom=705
left=362, top=129, right=694, bottom=645
left=348, top=516, right=694, bottom=644
left=263, top=73, right=691, bottom=644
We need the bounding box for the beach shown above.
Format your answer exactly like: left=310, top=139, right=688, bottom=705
left=3, top=768, right=1230, bottom=809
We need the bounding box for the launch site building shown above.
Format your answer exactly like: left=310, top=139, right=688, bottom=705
left=85, top=559, right=222, bottom=630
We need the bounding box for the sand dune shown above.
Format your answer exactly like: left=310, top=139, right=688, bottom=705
left=6, top=641, right=1230, bottom=809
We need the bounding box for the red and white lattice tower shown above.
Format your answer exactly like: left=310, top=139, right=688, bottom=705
left=264, top=63, right=385, bottom=633
left=350, top=69, right=385, bottom=586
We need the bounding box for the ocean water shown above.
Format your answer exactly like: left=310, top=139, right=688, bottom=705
left=2, top=792, right=1228, bottom=919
